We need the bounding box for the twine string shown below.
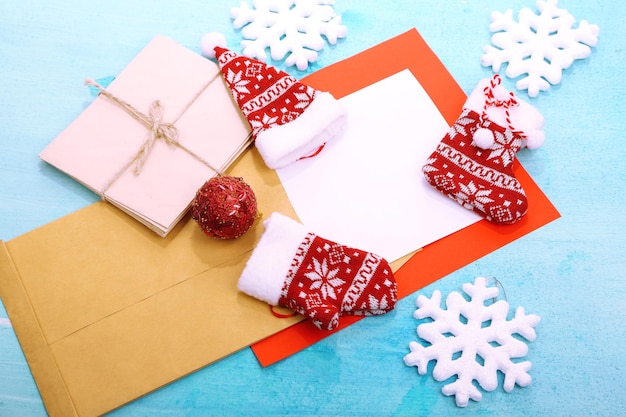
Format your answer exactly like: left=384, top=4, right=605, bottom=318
left=84, top=78, right=224, bottom=197
left=480, top=74, right=525, bottom=138
left=486, top=276, right=509, bottom=304
left=135, top=100, right=179, bottom=174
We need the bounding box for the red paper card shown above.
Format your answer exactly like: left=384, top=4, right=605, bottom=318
left=251, top=28, right=560, bottom=367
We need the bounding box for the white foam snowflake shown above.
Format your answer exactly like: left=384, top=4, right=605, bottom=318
left=403, top=277, right=540, bottom=407
left=230, top=0, right=347, bottom=71
left=481, top=0, right=599, bottom=97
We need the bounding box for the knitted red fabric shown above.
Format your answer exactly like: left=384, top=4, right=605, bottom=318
left=278, top=233, right=397, bottom=331
left=214, top=46, right=318, bottom=139
left=422, top=109, right=527, bottom=224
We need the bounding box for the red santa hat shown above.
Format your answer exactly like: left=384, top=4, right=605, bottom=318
left=201, top=33, right=347, bottom=169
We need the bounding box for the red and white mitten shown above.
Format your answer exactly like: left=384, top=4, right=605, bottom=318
left=238, top=212, right=397, bottom=331
left=422, top=75, right=545, bottom=224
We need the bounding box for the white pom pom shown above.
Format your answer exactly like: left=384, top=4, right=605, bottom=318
left=522, top=129, right=545, bottom=149
left=473, top=128, right=495, bottom=149
left=201, top=32, right=227, bottom=59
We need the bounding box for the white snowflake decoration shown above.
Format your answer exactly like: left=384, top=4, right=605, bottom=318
left=481, top=0, right=599, bottom=97
left=403, top=277, right=540, bottom=407
left=230, top=0, right=347, bottom=71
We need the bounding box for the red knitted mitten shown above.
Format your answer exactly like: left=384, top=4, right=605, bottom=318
left=238, top=212, right=397, bottom=331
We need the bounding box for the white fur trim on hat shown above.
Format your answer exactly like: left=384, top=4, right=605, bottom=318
left=237, top=212, right=309, bottom=305
left=255, top=92, right=347, bottom=169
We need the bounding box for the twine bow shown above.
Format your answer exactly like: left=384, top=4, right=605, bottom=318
left=85, top=79, right=184, bottom=174
left=480, top=74, right=525, bottom=138
left=84, top=78, right=234, bottom=199
left=134, top=101, right=179, bottom=174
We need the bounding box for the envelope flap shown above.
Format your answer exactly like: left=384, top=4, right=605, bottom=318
left=50, top=251, right=302, bottom=417
left=5, top=200, right=261, bottom=344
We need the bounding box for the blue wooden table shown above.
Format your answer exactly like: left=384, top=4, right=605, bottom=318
left=1, top=1, right=624, bottom=416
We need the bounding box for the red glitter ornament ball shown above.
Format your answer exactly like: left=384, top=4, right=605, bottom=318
left=191, top=176, right=257, bottom=239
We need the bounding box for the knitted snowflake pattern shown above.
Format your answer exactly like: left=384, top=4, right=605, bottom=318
left=230, top=0, right=347, bottom=71
left=481, top=0, right=599, bottom=97
left=403, top=277, right=540, bottom=407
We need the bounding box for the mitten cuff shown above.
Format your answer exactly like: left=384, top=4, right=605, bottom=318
left=238, top=212, right=309, bottom=305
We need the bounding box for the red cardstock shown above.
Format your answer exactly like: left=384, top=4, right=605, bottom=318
left=251, top=28, right=560, bottom=367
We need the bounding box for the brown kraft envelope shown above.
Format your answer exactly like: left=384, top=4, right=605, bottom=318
left=0, top=147, right=312, bottom=417
left=0, top=28, right=560, bottom=417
